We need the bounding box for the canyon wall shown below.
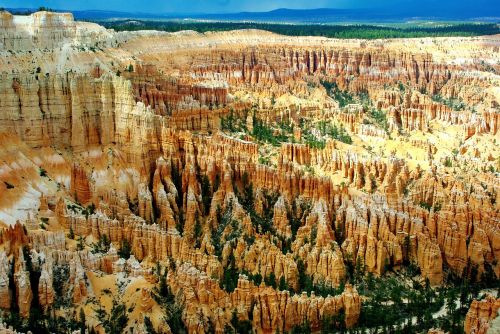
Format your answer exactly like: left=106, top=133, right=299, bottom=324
left=0, top=10, right=498, bottom=334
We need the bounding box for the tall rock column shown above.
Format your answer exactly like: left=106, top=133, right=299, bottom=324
left=0, top=251, right=11, bottom=310
left=14, top=248, right=32, bottom=318
left=464, top=295, right=500, bottom=334
left=70, top=164, right=92, bottom=204
left=38, top=263, right=55, bottom=311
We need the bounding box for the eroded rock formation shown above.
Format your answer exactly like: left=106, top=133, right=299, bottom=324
left=465, top=295, right=500, bottom=334
left=0, top=10, right=498, bottom=334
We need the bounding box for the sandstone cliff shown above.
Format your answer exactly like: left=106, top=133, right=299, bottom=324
left=0, top=10, right=498, bottom=334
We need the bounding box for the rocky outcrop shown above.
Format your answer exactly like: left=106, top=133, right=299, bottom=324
left=38, top=263, right=54, bottom=311
left=14, top=248, right=32, bottom=318
left=0, top=10, right=113, bottom=51
left=0, top=73, right=127, bottom=149
left=169, top=262, right=360, bottom=333
left=465, top=295, right=500, bottom=334
left=0, top=322, right=23, bottom=334
left=0, top=252, right=11, bottom=310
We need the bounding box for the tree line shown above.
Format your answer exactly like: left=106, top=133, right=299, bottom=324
left=100, top=20, right=500, bottom=39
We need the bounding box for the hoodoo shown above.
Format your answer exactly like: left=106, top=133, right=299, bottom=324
left=0, top=8, right=498, bottom=334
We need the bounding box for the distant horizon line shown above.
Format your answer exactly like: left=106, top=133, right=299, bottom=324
left=4, top=6, right=385, bottom=16
left=3, top=6, right=499, bottom=22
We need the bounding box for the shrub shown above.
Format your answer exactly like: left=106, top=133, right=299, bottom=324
left=225, top=309, right=252, bottom=334
left=432, top=94, right=466, bottom=111
left=220, top=252, right=238, bottom=292
left=369, top=108, right=389, bottom=132
left=419, top=201, right=432, bottom=211
left=320, top=81, right=354, bottom=108
left=264, top=272, right=277, bottom=289
left=201, top=175, right=212, bottom=215
left=95, top=300, right=129, bottom=334
left=118, top=239, right=132, bottom=259
left=193, top=214, right=203, bottom=248
left=144, top=316, right=157, bottom=334
left=91, top=234, right=111, bottom=254
left=39, top=167, right=48, bottom=177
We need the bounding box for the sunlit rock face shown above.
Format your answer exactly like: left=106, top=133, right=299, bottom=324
left=0, top=10, right=498, bottom=333
left=465, top=295, right=500, bottom=334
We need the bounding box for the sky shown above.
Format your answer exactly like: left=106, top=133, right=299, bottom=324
left=4, top=0, right=500, bottom=15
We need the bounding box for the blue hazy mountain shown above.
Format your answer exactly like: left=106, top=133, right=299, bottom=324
left=4, top=7, right=499, bottom=22
left=183, top=8, right=499, bottom=22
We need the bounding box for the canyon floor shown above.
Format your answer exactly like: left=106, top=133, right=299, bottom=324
left=0, top=10, right=499, bottom=334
